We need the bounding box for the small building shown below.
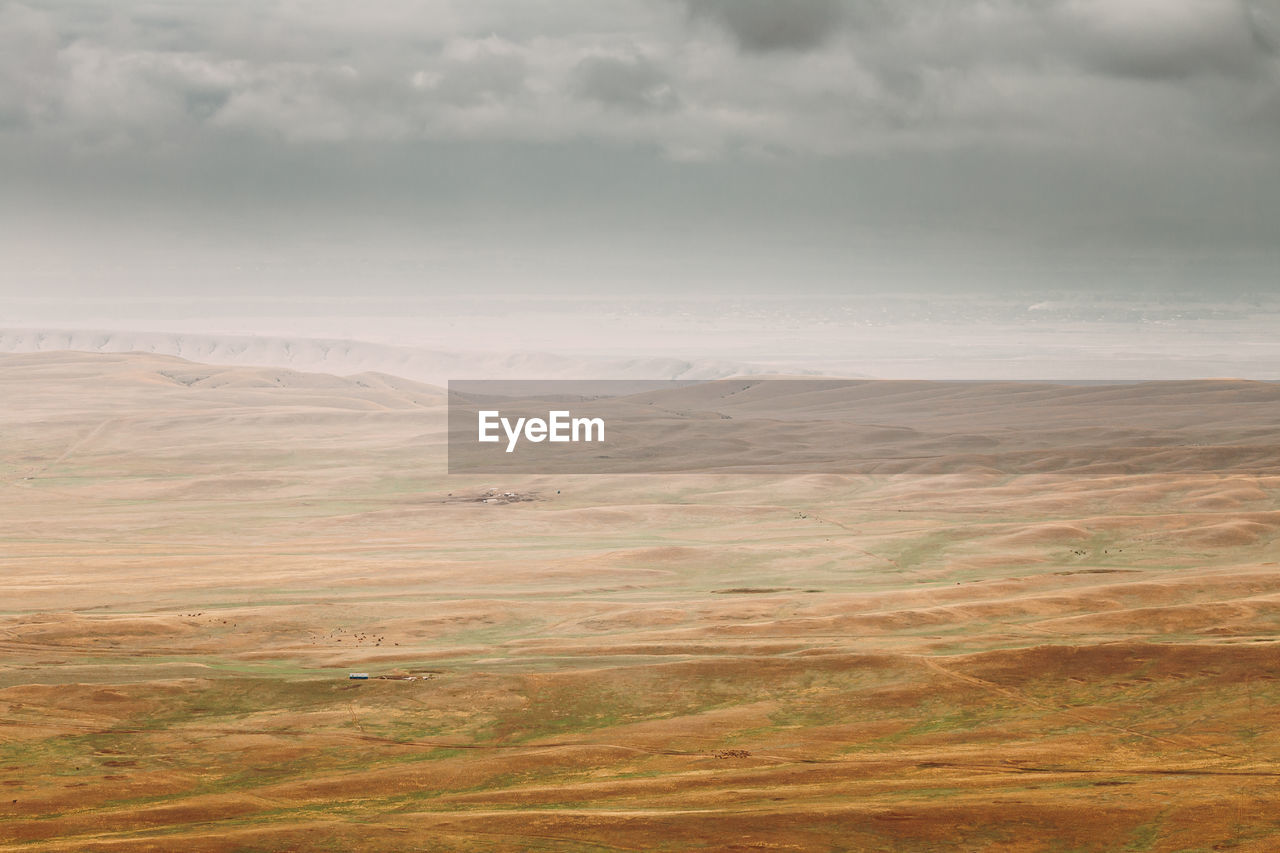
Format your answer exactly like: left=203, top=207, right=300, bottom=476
left=348, top=672, right=369, bottom=680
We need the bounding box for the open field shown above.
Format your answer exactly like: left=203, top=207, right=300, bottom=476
left=2, top=352, right=1279, bottom=851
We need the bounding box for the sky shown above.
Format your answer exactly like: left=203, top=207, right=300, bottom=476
left=1, top=0, right=1278, bottom=316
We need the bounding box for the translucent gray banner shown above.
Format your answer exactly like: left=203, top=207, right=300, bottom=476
left=447, top=379, right=1280, bottom=475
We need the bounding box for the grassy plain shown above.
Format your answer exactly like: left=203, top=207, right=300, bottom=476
left=1, top=353, right=1279, bottom=851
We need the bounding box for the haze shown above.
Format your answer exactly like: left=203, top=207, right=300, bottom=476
left=1, top=0, right=1278, bottom=379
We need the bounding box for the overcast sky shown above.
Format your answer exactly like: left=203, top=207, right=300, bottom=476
left=2, top=0, right=1278, bottom=305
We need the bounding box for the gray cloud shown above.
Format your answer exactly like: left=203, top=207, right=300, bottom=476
left=0, top=0, right=1276, bottom=302
left=0, top=4, right=60, bottom=129
left=1244, top=0, right=1280, bottom=52
left=429, top=40, right=528, bottom=107
left=571, top=53, right=678, bottom=112
left=683, top=0, right=849, bottom=52
left=1050, top=1, right=1262, bottom=81
left=1, top=0, right=1275, bottom=156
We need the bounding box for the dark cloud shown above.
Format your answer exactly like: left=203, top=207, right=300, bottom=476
left=0, top=4, right=60, bottom=130
left=1243, top=0, right=1280, bottom=52
left=183, top=87, right=230, bottom=120
left=684, top=0, right=847, bottom=52
left=571, top=54, right=678, bottom=112
left=0, top=0, right=1277, bottom=303
left=3, top=0, right=1276, bottom=155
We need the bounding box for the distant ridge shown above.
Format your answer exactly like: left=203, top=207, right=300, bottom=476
left=0, top=328, right=783, bottom=385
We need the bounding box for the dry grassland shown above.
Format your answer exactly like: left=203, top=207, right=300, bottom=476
left=1, top=353, right=1278, bottom=851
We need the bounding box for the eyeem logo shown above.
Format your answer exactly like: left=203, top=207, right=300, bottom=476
left=478, top=410, right=606, bottom=453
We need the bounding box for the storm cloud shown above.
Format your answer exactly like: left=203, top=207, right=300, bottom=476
left=2, top=0, right=1274, bottom=154
left=0, top=0, right=1277, bottom=302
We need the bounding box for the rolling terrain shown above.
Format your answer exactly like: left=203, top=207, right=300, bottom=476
left=0, top=330, right=767, bottom=386
left=1, top=352, right=1279, bottom=851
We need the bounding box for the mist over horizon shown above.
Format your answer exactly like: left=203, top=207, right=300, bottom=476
left=3, top=289, right=1280, bottom=380
left=2, top=0, right=1278, bottom=376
